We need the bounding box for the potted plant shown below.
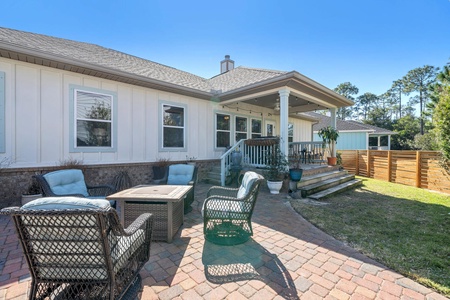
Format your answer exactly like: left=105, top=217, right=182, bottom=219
left=264, top=145, right=289, bottom=194
left=317, top=126, right=339, bottom=166
left=289, top=152, right=303, bottom=182
left=153, top=157, right=171, bottom=180
left=22, top=177, right=42, bottom=206
left=230, top=148, right=242, bottom=167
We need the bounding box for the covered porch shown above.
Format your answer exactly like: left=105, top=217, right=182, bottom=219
left=215, top=71, right=353, bottom=185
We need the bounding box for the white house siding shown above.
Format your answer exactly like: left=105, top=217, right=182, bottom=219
left=0, top=58, right=314, bottom=168
left=313, top=131, right=367, bottom=150
left=291, top=118, right=314, bottom=142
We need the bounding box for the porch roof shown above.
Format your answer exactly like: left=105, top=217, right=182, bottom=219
left=308, top=112, right=396, bottom=135
left=0, top=26, right=352, bottom=110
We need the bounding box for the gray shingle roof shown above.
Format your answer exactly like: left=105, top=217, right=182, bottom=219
left=208, top=67, right=287, bottom=93
left=307, top=112, right=396, bottom=134
left=0, top=27, right=288, bottom=94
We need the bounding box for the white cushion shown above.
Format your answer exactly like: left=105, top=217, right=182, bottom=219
left=21, top=197, right=110, bottom=210
left=236, top=172, right=259, bottom=199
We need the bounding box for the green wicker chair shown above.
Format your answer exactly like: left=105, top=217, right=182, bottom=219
left=202, top=171, right=264, bottom=245
left=1, top=197, right=153, bottom=300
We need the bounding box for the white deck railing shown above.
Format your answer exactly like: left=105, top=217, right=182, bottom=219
left=220, top=140, right=328, bottom=186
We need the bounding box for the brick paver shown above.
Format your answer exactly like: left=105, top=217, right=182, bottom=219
left=0, top=182, right=448, bottom=300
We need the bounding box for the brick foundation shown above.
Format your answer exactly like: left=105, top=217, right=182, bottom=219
left=0, top=160, right=219, bottom=209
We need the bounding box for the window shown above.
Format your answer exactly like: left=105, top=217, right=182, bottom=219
left=0, top=72, right=4, bottom=152
left=235, top=116, right=247, bottom=142
left=70, top=86, right=117, bottom=152
left=251, top=119, right=262, bottom=138
left=216, top=113, right=230, bottom=148
left=162, top=104, right=185, bottom=148
left=288, top=123, right=294, bottom=142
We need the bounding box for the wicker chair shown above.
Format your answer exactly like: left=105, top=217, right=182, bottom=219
left=0, top=197, right=153, bottom=300
left=34, top=169, right=117, bottom=208
left=151, top=164, right=198, bottom=214
left=202, top=171, right=264, bottom=245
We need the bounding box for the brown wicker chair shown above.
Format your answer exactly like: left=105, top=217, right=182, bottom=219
left=1, top=197, right=153, bottom=300
left=202, top=171, right=264, bottom=245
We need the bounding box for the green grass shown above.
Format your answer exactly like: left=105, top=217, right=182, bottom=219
left=290, top=177, right=450, bottom=297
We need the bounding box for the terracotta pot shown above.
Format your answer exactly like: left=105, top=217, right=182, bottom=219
left=327, top=157, right=337, bottom=166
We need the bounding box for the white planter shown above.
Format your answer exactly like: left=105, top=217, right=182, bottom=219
left=21, top=194, right=43, bottom=206
left=267, top=180, right=283, bottom=194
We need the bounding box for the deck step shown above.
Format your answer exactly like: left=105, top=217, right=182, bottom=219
left=300, top=174, right=355, bottom=198
left=308, top=179, right=362, bottom=200
left=296, top=170, right=347, bottom=188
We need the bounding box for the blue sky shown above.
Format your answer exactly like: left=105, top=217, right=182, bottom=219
left=2, top=0, right=450, bottom=100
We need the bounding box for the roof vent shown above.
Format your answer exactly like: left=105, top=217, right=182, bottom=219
left=220, top=55, right=234, bottom=74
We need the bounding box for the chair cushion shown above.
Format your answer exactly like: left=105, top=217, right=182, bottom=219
left=43, top=169, right=89, bottom=197
left=21, top=197, right=110, bottom=210
left=167, top=164, right=195, bottom=185
left=236, top=172, right=260, bottom=199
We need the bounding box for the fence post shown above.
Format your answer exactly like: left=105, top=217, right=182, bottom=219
left=387, top=151, right=392, bottom=182
left=367, top=150, right=371, bottom=178
left=416, top=151, right=421, bottom=188
left=355, top=150, right=359, bottom=175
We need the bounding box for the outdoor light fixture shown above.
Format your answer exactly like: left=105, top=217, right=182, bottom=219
left=274, top=103, right=280, bottom=111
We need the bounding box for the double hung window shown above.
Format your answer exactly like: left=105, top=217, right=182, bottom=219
left=235, top=116, right=247, bottom=142
left=73, top=89, right=114, bottom=149
left=162, top=104, right=185, bottom=148
left=216, top=114, right=231, bottom=148
left=251, top=119, right=262, bottom=138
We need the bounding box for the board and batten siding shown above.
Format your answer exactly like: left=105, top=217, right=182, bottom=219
left=0, top=57, right=313, bottom=168
left=313, top=131, right=368, bottom=150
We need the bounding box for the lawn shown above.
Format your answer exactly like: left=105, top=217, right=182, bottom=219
left=290, top=176, right=450, bottom=297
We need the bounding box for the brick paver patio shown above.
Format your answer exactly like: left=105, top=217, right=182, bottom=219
left=0, top=183, right=447, bottom=299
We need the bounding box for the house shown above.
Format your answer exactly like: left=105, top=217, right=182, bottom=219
left=308, top=112, right=396, bottom=150
left=0, top=27, right=353, bottom=189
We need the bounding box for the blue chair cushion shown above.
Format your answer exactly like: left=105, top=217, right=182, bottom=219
left=237, top=171, right=260, bottom=199
left=21, top=197, right=110, bottom=210
left=43, top=169, right=89, bottom=197
left=167, top=164, right=195, bottom=185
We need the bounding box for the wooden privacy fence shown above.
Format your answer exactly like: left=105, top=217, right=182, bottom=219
left=339, top=150, right=450, bottom=195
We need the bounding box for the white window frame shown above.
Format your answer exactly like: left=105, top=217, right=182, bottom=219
left=235, top=115, right=248, bottom=143
left=159, top=102, right=187, bottom=150
left=288, top=123, right=294, bottom=142
left=216, top=113, right=231, bottom=148
left=69, top=85, right=117, bottom=153
left=0, top=71, right=4, bottom=153
left=251, top=118, right=262, bottom=139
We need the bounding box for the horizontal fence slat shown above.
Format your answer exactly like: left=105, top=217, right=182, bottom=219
left=340, top=150, right=450, bottom=195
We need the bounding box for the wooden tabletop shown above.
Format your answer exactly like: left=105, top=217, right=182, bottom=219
left=107, top=185, right=192, bottom=202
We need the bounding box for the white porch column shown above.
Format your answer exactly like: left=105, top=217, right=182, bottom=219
left=329, top=107, right=337, bottom=157
left=278, top=88, right=290, bottom=157
left=377, top=136, right=381, bottom=150
left=388, top=135, right=391, bottom=150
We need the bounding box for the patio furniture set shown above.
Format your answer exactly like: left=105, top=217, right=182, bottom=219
left=1, top=165, right=264, bottom=299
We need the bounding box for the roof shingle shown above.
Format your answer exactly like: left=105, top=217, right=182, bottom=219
left=0, top=27, right=288, bottom=94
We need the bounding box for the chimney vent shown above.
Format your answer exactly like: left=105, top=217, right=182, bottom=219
left=220, top=55, right=234, bottom=73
